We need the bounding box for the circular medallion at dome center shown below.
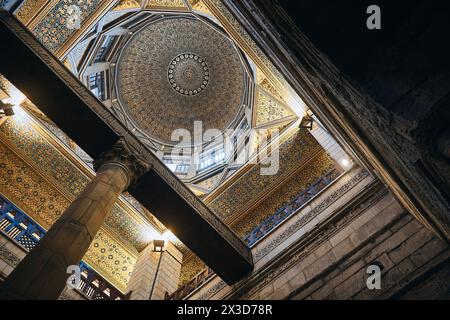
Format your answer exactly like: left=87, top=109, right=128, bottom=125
left=168, top=53, right=209, bottom=96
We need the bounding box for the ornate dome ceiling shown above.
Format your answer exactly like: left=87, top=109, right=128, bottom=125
left=116, top=16, right=246, bottom=145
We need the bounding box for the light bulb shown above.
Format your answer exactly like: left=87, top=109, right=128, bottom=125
left=340, top=158, right=350, bottom=168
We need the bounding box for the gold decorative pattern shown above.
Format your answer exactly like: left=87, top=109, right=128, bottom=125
left=146, top=0, right=189, bottom=11
left=254, top=86, right=295, bottom=127
left=204, top=0, right=294, bottom=106
left=0, top=110, right=158, bottom=251
left=255, top=67, right=285, bottom=102
left=207, top=128, right=322, bottom=221
left=180, top=145, right=335, bottom=284
left=0, top=140, right=69, bottom=229
left=0, top=117, right=89, bottom=198
left=114, top=0, right=141, bottom=10
left=0, top=109, right=158, bottom=290
left=259, top=78, right=285, bottom=103
left=32, top=0, right=105, bottom=53
left=180, top=254, right=206, bottom=285
left=0, top=139, right=136, bottom=292
left=56, top=1, right=117, bottom=58
left=117, top=16, right=246, bottom=144
left=191, top=0, right=213, bottom=16
left=232, top=151, right=336, bottom=237
left=187, top=0, right=200, bottom=6
left=84, top=229, right=137, bottom=292
left=168, top=53, right=210, bottom=96
left=14, top=0, right=50, bottom=27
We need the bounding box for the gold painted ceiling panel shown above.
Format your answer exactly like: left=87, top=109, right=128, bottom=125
left=31, top=0, right=105, bottom=52
left=0, top=141, right=68, bottom=229
left=84, top=229, right=137, bottom=292
left=207, top=128, right=322, bottom=222
left=254, top=67, right=286, bottom=104
left=254, top=86, right=295, bottom=127
left=0, top=113, right=156, bottom=251
left=190, top=0, right=213, bottom=16
left=146, top=0, right=189, bottom=11
left=114, top=0, right=142, bottom=10
left=14, top=0, right=50, bottom=26
left=204, top=0, right=296, bottom=106
left=232, top=150, right=336, bottom=237
left=0, top=138, right=135, bottom=292
left=0, top=116, right=89, bottom=197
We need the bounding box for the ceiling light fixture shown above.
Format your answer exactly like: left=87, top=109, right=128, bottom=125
left=340, top=158, right=351, bottom=168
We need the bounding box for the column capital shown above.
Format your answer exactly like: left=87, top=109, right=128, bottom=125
left=93, top=138, right=151, bottom=188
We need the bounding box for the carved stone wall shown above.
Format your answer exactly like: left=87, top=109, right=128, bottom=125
left=231, top=0, right=450, bottom=241
left=245, top=193, right=450, bottom=300
left=186, top=172, right=449, bottom=300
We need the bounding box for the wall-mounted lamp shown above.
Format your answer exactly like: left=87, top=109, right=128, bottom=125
left=339, top=157, right=353, bottom=170
left=340, top=158, right=350, bottom=167
left=0, top=101, right=15, bottom=116
left=300, top=114, right=314, bottom=130
left=152, top=240, right=166, bottom=253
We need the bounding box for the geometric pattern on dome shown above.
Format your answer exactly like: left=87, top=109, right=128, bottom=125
left=168, top=53, right=209, bottom=96
left=117, top=16, right=246, bottom=144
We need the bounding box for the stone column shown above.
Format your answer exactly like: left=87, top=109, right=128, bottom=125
left=126, top=241, right=182, bottom=300
left=0, top=138, right=149, bottom=300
